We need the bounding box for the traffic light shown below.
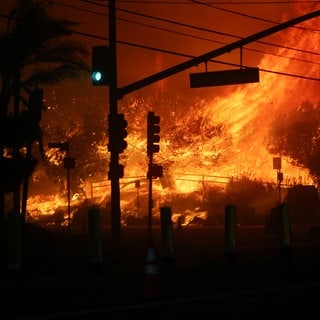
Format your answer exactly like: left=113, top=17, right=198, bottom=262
left=108, top=113, right=128, bottom=153
left=91, top=45, right=110, bottom=86
left=147, top=163, right=163, bottom=179
left=147, top=111, right=160, bottom=156
left=108, top=163, right=124, bottom=179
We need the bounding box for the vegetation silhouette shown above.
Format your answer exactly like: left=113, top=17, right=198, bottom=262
left=0, top=0, right=89, bottom=225
left=265, top=99, right=320, bottom=186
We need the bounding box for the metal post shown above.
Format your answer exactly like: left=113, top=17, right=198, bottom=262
left=90, top=175, right=93, bottom=198
left=67, top=166, right=71, bottom=229
left=278, top=203, right=291, bottom=259
left=148, top=158, right=153, bottom=239
left=48, top=142, right=72, bottom=229
left=65, top=144, right=71, bottom=230
left=273, top=157, right=282, bottom=205
left=109, top=0, right=121, bottom=242
left=277, top=168, right=283, bottom=204
left=135, top=180, right=140, bottom=218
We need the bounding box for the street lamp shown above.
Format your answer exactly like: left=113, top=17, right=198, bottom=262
left=48, top=142, right=75, bottom=229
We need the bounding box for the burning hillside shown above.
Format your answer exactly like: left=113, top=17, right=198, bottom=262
left=23, top=3, right=320, bottom=226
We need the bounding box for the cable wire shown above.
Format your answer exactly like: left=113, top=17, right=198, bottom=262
left=2, top=2, right=320, bottom=83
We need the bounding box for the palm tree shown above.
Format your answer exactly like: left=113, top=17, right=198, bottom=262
left=0, top=0, right=90, bottom=224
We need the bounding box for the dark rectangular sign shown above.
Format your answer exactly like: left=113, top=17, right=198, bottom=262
left=190, top=67, right=259, bottom=88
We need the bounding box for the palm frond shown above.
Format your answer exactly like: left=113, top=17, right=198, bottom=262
left=23, top=65, right=90, bottom=87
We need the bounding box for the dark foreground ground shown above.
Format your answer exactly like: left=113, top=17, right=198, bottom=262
left=2, top=223, right=320, bottom=319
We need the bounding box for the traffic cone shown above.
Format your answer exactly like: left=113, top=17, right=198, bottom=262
left=141, top=238, right=164, bottom=299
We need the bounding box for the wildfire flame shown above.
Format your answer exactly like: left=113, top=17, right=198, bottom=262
left=26, top=4, right=320, bottom=225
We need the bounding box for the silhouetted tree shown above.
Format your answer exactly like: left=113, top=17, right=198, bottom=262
left=265, top=100, right=320, bottom=185
left=0, top=0, right=89, bottom=223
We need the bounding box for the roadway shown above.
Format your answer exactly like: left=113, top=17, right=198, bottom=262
left=3, top=225, right=320, bottom=319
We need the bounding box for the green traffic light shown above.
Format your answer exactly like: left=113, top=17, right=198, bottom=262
left=91, top=46, right=110, bottom=86
left=92, top=71, right=102, bottom=83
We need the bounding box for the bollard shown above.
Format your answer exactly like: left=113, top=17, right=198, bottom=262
left=88, top=206, right=103, bottom=270
left=160, top=206, right=174, bottom=267
left=278, top=202, right=292, bottom=258
left=7, top=211, right=22, bottom=276
left=265, top=206, right=279, bottom=236
left=225, top=204, right=237, bottom=262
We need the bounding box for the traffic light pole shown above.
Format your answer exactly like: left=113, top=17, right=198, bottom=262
left=117, top=10, right=320, bottom=97
left=109, top=0, right=121, bottom=242
left=146, top=112, right=161, bottom=238
left=147, top=155, right=154, bottom=239
left=66, top=145, right=71, bottom=230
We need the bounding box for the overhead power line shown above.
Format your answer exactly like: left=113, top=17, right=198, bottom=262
left=66, top=22, right=320, bottom=82
left=116, top=10, right=320, bottom=55
left=189, top=0, right=320, bottom=33
left=120, top=39, right=320, bottom=83
left=81, top=0, right=320, bottom=35
left=50, top=0, right=320, bottom=55
left=2, top=3, right=320, bottom=83
left=50, top=0, right=320, bottom=62
left=117, top=9, right=320, bottom=97
left=1, top=14, right=320, bottom=83
left=105, top=1, right=320, bottom=4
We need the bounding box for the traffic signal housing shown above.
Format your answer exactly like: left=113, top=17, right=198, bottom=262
left=147, top=111, right=160, bottom=156
left=108, top=163, right=124, bottom=179
left=108, top=113, right=128, bottom=153
left=91, top=45, right=110, bottom=86
left=147, top=163, right=163, bottom=179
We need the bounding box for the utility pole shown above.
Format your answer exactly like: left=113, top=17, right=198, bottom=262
left=108, top=0, right=121, bottom=242
left=146, top=111, right=162, bottom=238
left=48, top=142, right=75, bottom=230
left=91, top=1, right=124, bottom=242
left=273, top=157, right=283, bottom=204
left=135, top=180, right=140, bottom=218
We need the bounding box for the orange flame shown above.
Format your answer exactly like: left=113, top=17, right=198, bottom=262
left=27, top=4, right=320, bottom=223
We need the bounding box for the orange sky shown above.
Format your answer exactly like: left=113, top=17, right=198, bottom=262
left=2, top=1, right=319, bottom=95
left=51, top=1, right=320, bottom=98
